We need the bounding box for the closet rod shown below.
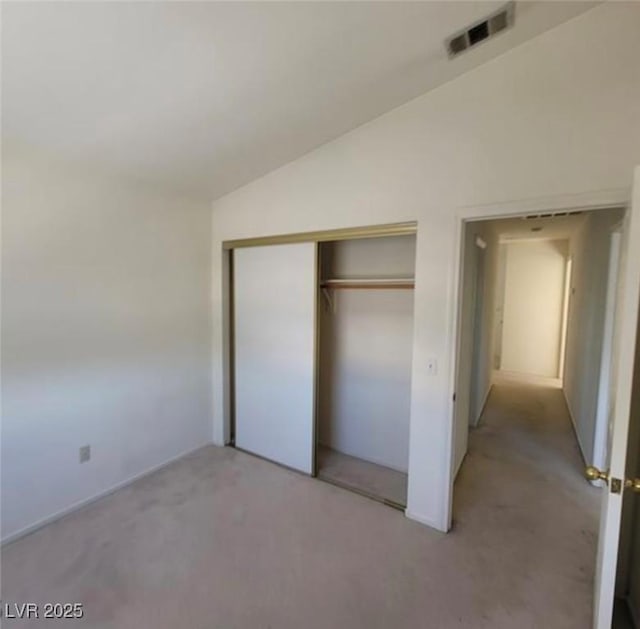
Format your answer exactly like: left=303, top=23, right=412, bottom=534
left=320, top=279, right=415, bottom=290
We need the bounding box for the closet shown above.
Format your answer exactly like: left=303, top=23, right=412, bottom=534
left=230, top=225, right=416, bottom=509
left=317, top=235, right=416, bottom=507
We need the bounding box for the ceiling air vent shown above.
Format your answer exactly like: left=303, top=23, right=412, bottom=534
left=446, top=2, right=515, bottom=58
left=522, top=210, right=583, bottom=220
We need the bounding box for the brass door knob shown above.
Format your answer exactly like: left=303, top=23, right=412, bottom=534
left=585, top=466, right=640, bottom=493
left=585, top=466, right=609, bottom=482
left=625, top=478, right=640, bottom=493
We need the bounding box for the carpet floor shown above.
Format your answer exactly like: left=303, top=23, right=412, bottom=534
left=316, top=445, right=407, bottom=507
left=1, top=379, right=599, bottom=628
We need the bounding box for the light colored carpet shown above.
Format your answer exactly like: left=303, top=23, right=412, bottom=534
left=1, top=380, right=599, bottom=628
left=316, top=445, right=407, bottom=507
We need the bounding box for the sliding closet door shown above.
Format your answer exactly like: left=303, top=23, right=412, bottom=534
left=233, top=242, right=317, bottom=474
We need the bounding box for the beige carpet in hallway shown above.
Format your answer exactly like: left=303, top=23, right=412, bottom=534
left=1, top=380, right=599, bottom=628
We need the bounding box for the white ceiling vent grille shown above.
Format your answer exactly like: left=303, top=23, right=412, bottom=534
left=446, top=2, right=515, bottom=58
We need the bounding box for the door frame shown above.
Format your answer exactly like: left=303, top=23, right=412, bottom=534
left=468, top=238, right=486, bottom=426
left=447, top=188, right=628, bottom=528
left=558, top=255, right=573, bottom=380
left=592, top=227, right=623, bottom=473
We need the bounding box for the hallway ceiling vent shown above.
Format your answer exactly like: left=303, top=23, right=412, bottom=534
left=446, top=2, right=515, bottom=58
left=523, top=210, right=584, bottom=220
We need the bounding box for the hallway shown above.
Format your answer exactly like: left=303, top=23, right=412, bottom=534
left=454, top=377, right=600, bottom=625
left=1, top=380, right=600, bottom=629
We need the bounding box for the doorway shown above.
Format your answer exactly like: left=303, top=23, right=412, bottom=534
left=452, top=205, right=626, bottom=623
left=454, top=208, right=624, bottom=478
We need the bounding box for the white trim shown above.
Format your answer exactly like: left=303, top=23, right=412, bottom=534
left=593, top=229, right=622, bottom=472
left=457, top=188, right=627, bottom=221
left=472, top=383, right=494, bottom=428
left=1, top=443, right=210, bottom=546
left=492, top=369, right=562, bottom=388
left=405, top=509, right=446, bottom=530
left=445, top=208, right=467, bottom=530
left=558, top=256, right=572, bottom=380
left=453, top=451, right=468, bottom=480
left=562, top=388, right=589, bottom=467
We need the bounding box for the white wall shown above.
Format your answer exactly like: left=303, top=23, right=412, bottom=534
left=211, top=4, right=640, bottom=531
left=492, top=244, right=507, bottom=371
left=499, top=239, right=568, bottom=378
left=453, top=221, right=499, bottom=476
left=563, top=208, right=624, bottom=464
left=470, top=224, right=500, bottom=426
left=452, top=226, right=477, bottom=475
left=318, top=236, right=415, bottom=473
left=1, top=149, right=212, bottom=541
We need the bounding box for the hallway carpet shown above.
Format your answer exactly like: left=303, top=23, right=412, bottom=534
left=2, top=380, right=599, bottom=628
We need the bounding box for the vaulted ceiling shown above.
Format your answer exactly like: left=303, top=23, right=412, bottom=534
left=2, top=2, right=595, bottom=200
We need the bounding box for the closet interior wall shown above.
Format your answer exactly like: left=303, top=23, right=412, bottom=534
left=316, top=235, right=416, bottom=503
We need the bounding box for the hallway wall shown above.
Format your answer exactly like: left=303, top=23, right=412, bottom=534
left=471, top=226, right=501, bottom=425
left=563, top=208, right=624, bottom=464
left=500, top=239, right=568, bottom=378
left=492, top=244, right=507, bottom=371
left=454, top=222, right=500, bottom=476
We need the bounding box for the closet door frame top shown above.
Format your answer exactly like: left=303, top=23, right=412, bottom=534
left=223, top=221, right=416, bottom=250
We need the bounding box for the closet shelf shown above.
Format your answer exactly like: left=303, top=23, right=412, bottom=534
left=320, top=278, right=415, bottom=290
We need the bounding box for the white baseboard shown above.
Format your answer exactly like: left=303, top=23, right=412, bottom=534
left=561, top=389, right=590, bottom=467
left=2, top=442, right=212, bottom=546
left=493, top=369, right=562, bottom=388
left=453, top=451, right=467, bottom=480
left=472, top=384, right=494, bottom=428
left=405, top=509, right=449, bottom=533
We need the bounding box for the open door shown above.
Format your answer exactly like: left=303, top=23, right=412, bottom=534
left=591, top=167, right=640, bottom=628
left=233, top=242, right=317, bottom=475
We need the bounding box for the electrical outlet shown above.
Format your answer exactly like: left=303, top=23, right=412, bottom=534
left=79, top=445, right=91, bottom=464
